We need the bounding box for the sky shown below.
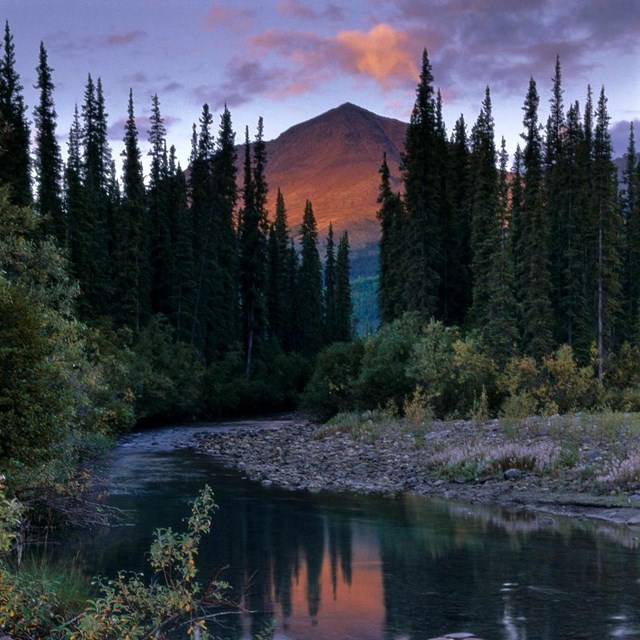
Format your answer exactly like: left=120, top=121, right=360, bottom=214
left=4, top=0, right=640, bottom=174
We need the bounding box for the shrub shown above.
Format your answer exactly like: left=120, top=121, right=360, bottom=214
left=407, top=321, right=497, bottom=418
left=356, top=313, right=422, bottom=410
left=302, top=340, right=364, bottom=415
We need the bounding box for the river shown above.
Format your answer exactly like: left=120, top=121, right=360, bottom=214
left=52, top=420, right=640, bottom=639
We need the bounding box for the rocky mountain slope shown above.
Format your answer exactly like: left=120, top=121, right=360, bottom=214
left=258, top=102, right=407, bottom=250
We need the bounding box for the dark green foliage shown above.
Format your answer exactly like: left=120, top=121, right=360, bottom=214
left=516, top=78, right=554, bottom=359
left=469, top=93, right=517, bottom=363
left=622, top=124, right=640, bottom=342
left=130, top=315, right=204, bottom=423
left=324, top=223, right=338, bottom=341
left=147, top=93, right=173, bottom=319
left=267, top=189, right=292, bottom=347
left=445, top=115, right=472, bottom=325
left=33, top=42, right=64, bottom=243
left=400, top=49, right=443, bottom=318
left=113, top=89, right=149, bottom=330
left=68, top=74, right=113, bottom=318
left=376, top=153, right=405, bottom=323
left=302, top=340, right=365, bottom=416
left=351, top=275, right=379, bottom=335
left=356, top=313, right=422, bottom=409
left=239, top=120, right=269, bottom=375
left=592, top=87, right=622, bottom=383
left=335, top=231, right=353, bottom=342
left=297, top=200, right=325, bottom=356
left=0, top=22, right=31, bottom=207
left=208, top=105, right=240, bottom=357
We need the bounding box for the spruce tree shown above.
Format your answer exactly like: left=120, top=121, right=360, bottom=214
left=446, top=115, right=472, bottom=325
left=239, top=120, right=269, bottom=375
left=324, top=223, right=337, bottom=343
left=470, top=88, right=499, bottom=330
left=33, top=41, right=64, bottom=243
left=114, top=89, right=149, bottom=330
left=592, top=87, right=622, bottom=383
left=147, top=93, right=172, bottom=317
left=400, top=49, right=442, bottom=319
left=73, top=74, right=112, bottom=317
left=621, top=123, right=640, bottom=343
left=209, top=105, right=239, bottom=357
left=517, top=78, right=554, bottom=359
left=335, top=231, right=353, bottom=342
left=376, top=153, right=405, bottom=323
left=297, top=200, right=324, bottom=356
left=189, top=104, right=216, bottom=352
left=167, top=148, right=196, bottom=343
left=267, top=188, right=291, bottom=346
left=0, top=22, right=31, bottom=206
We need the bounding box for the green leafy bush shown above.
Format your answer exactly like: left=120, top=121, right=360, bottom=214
left=302, top=339, right=364, bottom=415
left=407, top=321, right=497, bottom=418
left=356, top=313, right=422, bottom=409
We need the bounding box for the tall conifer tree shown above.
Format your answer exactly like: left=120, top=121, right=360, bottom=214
left=401, top=49, right=442, bottom=319
left=517, top=78, right=554, bottom=359
left=239, top=120, right=269, bottom=375
left=376, top=153, right=405, bottom=323
left=297, top=200, right=324, bottom=356
left=114, top=89, right=149, bottom=330
left=324, top=223, right=337, bottom=342
left=335, top=231, right=353, bottom=342
left=592, top=87, right=622, bottom=383
left=621, top=123, right=640, bottom=343
left=33, top=42, right=64, bottom=242
left=0, top=22, right=31, bottom=206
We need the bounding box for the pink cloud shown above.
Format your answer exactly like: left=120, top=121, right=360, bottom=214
left=203, top=1, right=252, bottom=29
left=335, top=24, right=419, bottom=88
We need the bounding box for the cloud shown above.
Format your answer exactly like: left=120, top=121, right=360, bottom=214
left=251, top=24, right=420, bottom=92
left=106, top=30, right=146, bottom=46
left=48, top=29, right=147, bottom=56
left=276, top=0, right=343, bottom=21
left=335, top=24, right=419, bottom=88
left=191, top=59, right=285, bottom=109
left=203, top=1, right=252, bottom=29
left=162, top=81, right=184, bottom=93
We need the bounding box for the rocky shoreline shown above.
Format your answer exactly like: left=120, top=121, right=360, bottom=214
left=193, top=415, right=640, bottom=525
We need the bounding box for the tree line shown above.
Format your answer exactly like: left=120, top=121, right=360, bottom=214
left=305, top=50, right=640, bottom=419
left=378, top=50, right=637, bottom=376
left=0, top=21, right=352, bottom=473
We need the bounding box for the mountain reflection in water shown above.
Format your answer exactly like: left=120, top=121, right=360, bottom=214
left=49, top=424, right=640, bottom=640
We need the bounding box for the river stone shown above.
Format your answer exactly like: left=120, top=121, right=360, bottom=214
left=503, top=468, right=522, bottom=480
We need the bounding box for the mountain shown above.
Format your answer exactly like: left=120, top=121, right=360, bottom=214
left=258, top=102, right=407, bottom=250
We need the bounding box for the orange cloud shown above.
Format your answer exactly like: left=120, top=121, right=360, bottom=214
left=335, top=24, right=419, bottom=88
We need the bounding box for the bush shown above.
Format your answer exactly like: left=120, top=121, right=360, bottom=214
left=132, top=315, right=205, bottom=423
left=356, top=313, right=422, bottom=409
left=302, top=340, right=365, bottom=415
left=407, top=321, right=497, bottom=418
left=499, top=345, right=596, bottom=416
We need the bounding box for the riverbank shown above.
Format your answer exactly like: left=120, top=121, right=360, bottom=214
left=194, top=412, right=640, bottom=524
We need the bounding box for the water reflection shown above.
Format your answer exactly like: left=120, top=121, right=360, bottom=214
left=50, top=426, right=640, bottom=639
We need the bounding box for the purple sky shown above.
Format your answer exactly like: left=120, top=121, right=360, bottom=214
left=5, top=0, right=639, bottom=174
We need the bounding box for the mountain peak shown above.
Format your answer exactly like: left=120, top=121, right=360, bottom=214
left=263, top=104, right=407, bottom=248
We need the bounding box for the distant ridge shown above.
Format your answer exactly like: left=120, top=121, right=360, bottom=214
left=255, top=102, right=408, bottom=249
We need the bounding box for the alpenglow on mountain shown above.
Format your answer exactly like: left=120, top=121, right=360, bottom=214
left=258, top=102, right=407, bottom=250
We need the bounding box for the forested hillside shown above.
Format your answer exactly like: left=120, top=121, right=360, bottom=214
left=0, top=22, right=353, bottom=479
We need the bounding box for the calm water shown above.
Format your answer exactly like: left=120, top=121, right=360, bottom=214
left=53, top=422, right=640, bottom=639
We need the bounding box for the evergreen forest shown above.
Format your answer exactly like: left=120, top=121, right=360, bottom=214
left=0, top=22, right=352, bottom=481
left=2, top=22, right=640, bottom=484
